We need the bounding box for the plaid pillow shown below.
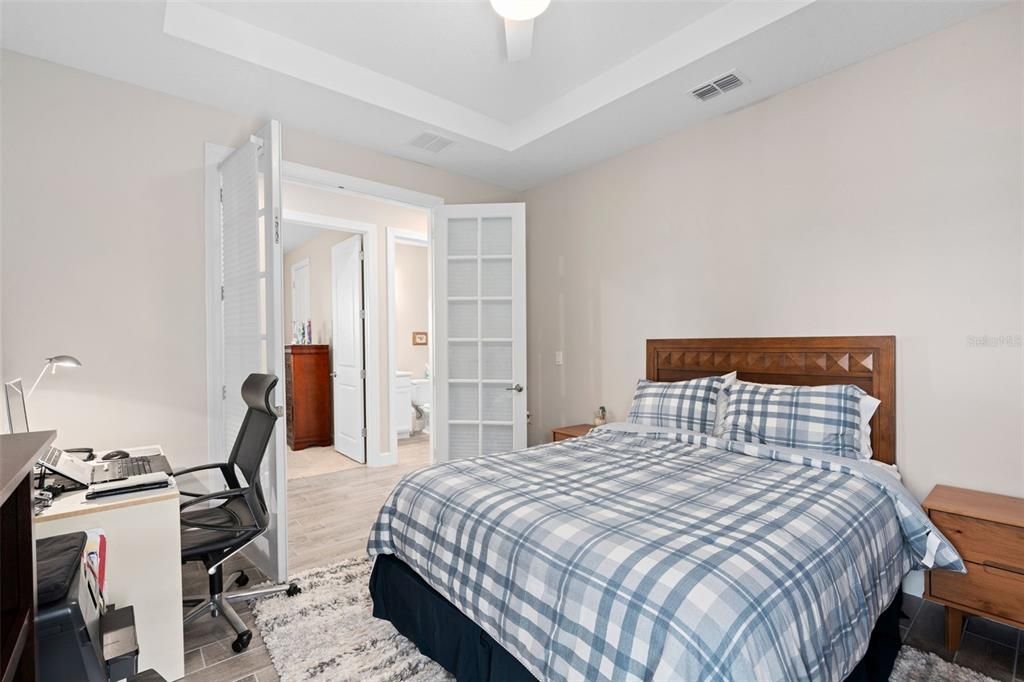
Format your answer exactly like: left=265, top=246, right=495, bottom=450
left=626, top=376, right=725, bottom=434
left=717, top=382, right=865, bottom=458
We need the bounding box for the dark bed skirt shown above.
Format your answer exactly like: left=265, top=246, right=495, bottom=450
left=369, top=554, right=903, bottom=681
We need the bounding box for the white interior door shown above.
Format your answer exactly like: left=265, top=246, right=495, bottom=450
left=219, top=120, right=288, bottom=582
left=291, top=259, right=310, bottom=340
left=331, top=235, right=366, bottom=463
left=433, top=204, right=526, bottom=461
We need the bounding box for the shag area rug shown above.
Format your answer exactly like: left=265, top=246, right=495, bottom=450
left=891, top=647, right=1000, bottom=682
left=253, top=558, right=997, bottom=682
left=252, top=558, right=449, bottom=681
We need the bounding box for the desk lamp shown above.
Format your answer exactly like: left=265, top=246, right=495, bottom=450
left=27, top=355, right=82, bottom=397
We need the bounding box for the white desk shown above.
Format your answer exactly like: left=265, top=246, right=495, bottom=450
left=34, top=449, right=184, bottom=681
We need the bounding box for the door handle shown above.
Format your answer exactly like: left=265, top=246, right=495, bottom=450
left=329, top=371, right=337, bottom=378
left=505, top=384, right=524, bottom=393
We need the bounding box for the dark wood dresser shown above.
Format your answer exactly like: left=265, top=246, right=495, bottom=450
left=1, top=430, right=57, bottom=682
left=285, top=345, right=333, bottom=450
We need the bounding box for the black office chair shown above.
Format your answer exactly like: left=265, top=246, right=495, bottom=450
left=175, top=373, right=300, bottom=653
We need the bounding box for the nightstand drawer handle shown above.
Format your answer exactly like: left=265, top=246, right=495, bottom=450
left=982, top=561, right=1024, bottom=577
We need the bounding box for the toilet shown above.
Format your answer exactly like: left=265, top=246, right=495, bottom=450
left=410, top=378, right=431, bottom=434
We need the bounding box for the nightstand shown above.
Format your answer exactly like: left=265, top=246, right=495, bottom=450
left=552, top=424, right=593, bottom=442
left=923, top=484, right=1024, bottom=652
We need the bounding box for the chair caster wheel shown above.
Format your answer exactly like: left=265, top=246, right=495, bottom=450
left=286, top=583, right=301, bottom=597
left=235, top=571, right=249, bottom=587
left=232, top=631, right=252, bottom=653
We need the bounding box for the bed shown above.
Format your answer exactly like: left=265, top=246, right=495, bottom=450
left=367, top=336, right=963, bottom=681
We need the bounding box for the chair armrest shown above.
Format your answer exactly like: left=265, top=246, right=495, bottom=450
left=180, top=518, right=260, bottom=532
left=172, top=463, right=229, bottom=477
left=180, top=487, right=248, bottom=511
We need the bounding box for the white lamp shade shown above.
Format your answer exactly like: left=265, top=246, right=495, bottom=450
left=490, top=0, right=551, bottom=22
left=28, top=354, right=82, bottom=397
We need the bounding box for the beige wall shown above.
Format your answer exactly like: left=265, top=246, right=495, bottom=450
left=0, top=52, right=516, bottom=468
left=283, top=229, right=357, bottom=347
left=523, top=3, right=1024, bottom=501
left=394, top=243, right=430, bottom=377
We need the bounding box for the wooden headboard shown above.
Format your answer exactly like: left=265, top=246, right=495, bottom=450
left=646, top=336, right=896, bottom=464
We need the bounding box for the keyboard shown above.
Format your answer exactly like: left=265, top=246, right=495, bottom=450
left=112, top=457, right=153, bottom=478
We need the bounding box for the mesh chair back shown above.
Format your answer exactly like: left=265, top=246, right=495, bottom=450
left=226, top=373, right=279, bottom=531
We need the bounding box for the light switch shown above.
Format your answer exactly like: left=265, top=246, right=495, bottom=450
left=554, top=351, right=563, bottom=366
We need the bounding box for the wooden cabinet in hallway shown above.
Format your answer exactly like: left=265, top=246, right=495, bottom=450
left=285, top=345, right=333, bottom=450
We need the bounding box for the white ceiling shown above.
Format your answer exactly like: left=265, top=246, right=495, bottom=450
left=201, top=1, right=729, bottom=124
left=3, top=1, right=1002, bottom=190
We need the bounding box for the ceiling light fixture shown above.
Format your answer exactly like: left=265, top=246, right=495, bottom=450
left=490, top=0, right=550, bottom=22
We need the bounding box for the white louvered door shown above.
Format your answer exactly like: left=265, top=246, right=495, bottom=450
left=219, top=121, right=287, bottom=583
left=433, top=204, right=526, bottom=461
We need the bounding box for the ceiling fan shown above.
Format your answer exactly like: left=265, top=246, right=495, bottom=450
left=490, top=0, right=551, bottom=62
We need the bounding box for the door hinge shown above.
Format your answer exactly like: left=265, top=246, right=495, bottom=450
left=360, top=309, right=366, bottom=320
left=222, top=385, right=227, bottom=400
left=359, top=250, right=365, bottom=261
left=219, top=187, right=223, bottom=203
left=360, top=369, right=366, bottom=379
left=220, top=285, right=225, bottom=301
left=274, top=215, right=280, bottom=245
left=360, top=427, right=367, bottom=438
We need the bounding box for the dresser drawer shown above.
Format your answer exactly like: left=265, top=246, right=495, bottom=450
left=931, top=561, right=1024, bottom=626
left=931, top=510, right=1024, bottom=571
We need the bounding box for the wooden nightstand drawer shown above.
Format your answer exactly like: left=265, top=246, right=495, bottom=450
left=552, top=424, right=593, bottom=442
left=932, top=510, right=1024, bottom=571
left=923, top=485, right=1024, bottom=651
left=931, top=560, right=1024, bottom=626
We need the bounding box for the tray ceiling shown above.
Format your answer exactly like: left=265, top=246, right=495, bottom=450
left=2, top=0, right=1002, bottom=189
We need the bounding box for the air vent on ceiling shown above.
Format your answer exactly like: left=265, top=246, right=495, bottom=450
left=691, top=71, right=745, bottom=102
left=409, top=132, right=454, bottom=154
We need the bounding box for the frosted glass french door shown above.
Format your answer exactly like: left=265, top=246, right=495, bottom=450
left=433, top=204, right=526, bottom=461
left=219, top=120, right=287, bottom=583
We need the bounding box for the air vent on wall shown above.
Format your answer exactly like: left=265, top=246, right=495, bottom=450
left=691, top=71, right=745, bottom=102
left=409, top=132, right=454, bottom=154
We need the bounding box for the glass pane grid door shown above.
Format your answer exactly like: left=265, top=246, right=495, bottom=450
left=446, top=215, right=516, bottom=457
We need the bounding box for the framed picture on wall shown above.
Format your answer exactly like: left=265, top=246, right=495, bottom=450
left=412, top=331, right=428, bottom=346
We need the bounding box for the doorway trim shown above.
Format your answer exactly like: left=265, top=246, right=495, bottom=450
left=205, top=145, right=444, bottom=472
left=284, top=210, right=386, bottom=466
left=386, top=228, right=430, bottom=462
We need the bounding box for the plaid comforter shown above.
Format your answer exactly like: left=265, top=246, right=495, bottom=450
left=367, top=426, right=963, bottom=682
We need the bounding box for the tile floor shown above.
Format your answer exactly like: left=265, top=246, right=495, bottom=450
left=902, top=594, right=1023, bottom=681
